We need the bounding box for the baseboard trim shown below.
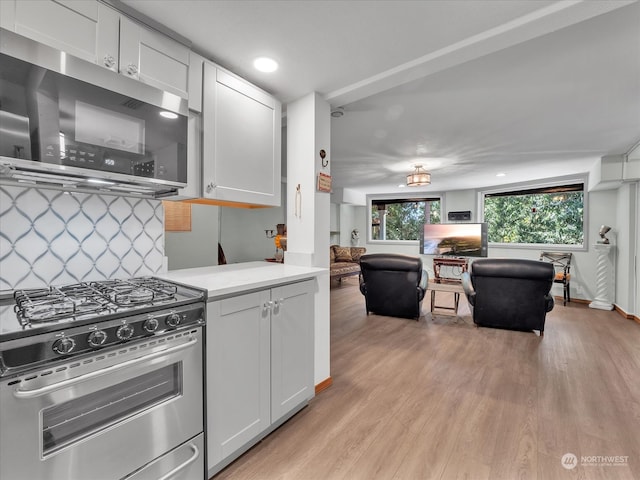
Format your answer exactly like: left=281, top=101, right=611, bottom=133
left=553, top=296, right=590, bottom=305
left=572, top=298, right=591, bottom=305
left=315, top=377, right=333, bottom=395
left=613, top=304, right=640, bottom=324
left=553, top=297, right=638, bottom=324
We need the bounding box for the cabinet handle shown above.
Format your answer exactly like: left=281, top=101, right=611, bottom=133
left=206, top=182, right=216, bottom=193
left=126, top=63, right=139, bottom=76
left=103, top=54, right=116, bottom=69
left=273, top=298, right=285, bottom=314
left=263, top=301, right=273, bottom=313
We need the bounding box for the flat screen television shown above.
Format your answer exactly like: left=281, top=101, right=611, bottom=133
left=421, top=223, right=488, bottom=257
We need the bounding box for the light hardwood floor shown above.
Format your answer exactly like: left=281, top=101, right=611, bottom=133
left=214, top=278, right=640, bottom=480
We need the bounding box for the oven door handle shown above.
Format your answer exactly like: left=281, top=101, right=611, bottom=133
left=13, top=337, right=198, bottom=399
left=158, top=443, right=200, bottom=480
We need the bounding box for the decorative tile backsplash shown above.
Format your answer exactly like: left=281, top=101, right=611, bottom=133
left=0, top=185, right=164, bottom=291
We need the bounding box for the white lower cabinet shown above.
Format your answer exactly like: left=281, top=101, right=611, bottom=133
left=206, top=280, right=314, bottom=476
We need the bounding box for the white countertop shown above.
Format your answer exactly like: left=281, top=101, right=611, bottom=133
left=157, top=262, right=326, bottom=300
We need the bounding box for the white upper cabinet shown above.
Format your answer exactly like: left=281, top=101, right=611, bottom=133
left=2, top=0, right=189, bottom=98
left=202, top=63, right=281, bottom=207
left=119, top=15, right=189, bottom=98
left=3, top=1, right=119, bottom=66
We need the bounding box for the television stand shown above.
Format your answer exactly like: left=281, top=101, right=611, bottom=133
left=433, top=257, right=468, bottom=284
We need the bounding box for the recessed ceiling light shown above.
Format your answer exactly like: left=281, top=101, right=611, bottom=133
left=159, top=111, right=178, bottom=119
left=253, top=57, right=278, bottom=73
left=496, top=172, right=506, bottom=177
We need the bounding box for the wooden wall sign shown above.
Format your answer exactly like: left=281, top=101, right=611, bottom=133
left=317, top=172, right=332, bottom=192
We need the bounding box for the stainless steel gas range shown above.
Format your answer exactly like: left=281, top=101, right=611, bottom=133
left=0, top=277, right=207, bottom=480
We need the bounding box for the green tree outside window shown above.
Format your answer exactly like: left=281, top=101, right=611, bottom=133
left=371, top=198, right=441, bottom=241
left=483, top=186, right=584, bottom=245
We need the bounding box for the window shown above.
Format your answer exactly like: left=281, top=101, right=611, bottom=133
left=482, top=182, right=584, bottom=246
left=371, top=197, right=441, bottom=241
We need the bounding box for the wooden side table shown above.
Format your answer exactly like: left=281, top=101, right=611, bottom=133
left=428, top=281, right=465, bottom=316
left=432, top=257, right=468, bottom=283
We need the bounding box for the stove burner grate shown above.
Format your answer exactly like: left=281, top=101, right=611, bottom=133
left=12, top=278, right=179, bottom=327
left=90, top=278, right=177, bottom=305
left=14, top=284, right=112, bottom=325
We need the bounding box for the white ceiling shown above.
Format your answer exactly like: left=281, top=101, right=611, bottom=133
left=121, top=0, right=640, bottom=196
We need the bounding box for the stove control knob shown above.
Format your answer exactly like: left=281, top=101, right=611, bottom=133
left=116, top=324, right=135, bottom=341
left=165, top=313, right=181, bottom=328
left=52, top=337, right=76, bottom=355
left=143, top=317, right=159, bottom=333
left=88, top=330, right=108, bottom=347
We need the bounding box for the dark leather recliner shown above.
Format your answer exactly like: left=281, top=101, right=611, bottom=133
left=461, top=258, right=555, bottom=335
left=359, top=254, right=428, bottom=320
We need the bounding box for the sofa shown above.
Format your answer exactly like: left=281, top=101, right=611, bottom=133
left=358, top=253, right=428, bottom=320
left=330, top=245, right=366, bottom=282
left=461, top=258, right=555, bottom=335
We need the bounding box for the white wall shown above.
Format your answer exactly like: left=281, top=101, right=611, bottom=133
left=329, top=203, right=340, bottom=245
left=614, top=182, right=638, bottom=315
left=165, top=203, right=219, bottom=270
left=219, top=183, right=287, bottom=263
left=339, top=204, right=359, bottom=246
left=286, top=92, right=331, bottom=386
left=636, top=182, right=640, bottom=316
left=444, top=190, right=476, bottom=221
left=166, top=183, right=287, bottom=268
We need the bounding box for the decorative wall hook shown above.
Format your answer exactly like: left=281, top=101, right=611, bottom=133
left=319, top=149, right=328, bottom=168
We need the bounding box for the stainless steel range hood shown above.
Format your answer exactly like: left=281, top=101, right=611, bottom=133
left=0, top=29, right=188, bottom=198
left=0, top=157, right=180, bottom=197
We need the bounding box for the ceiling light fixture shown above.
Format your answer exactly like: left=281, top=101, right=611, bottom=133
left=253, top=57, right=278, bottom=73
left=406, top=164, right=431, bottom=187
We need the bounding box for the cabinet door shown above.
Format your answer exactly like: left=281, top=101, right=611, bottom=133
left=174, top=111, right=202, bottom=199
left=119, top=16, right=189, bottom=98
left=271, top=281, right=315, bottom=422
left=206, top=290, right=271, bottom=469
left=188, top=51, right=204, bottom=112
left=9, top=0, right=119, bottom=67
left=202, top=64, right=281, bottom=206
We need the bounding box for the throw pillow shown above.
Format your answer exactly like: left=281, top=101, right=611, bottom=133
left=334, top=246, right=352, bottom=262
left=351, top=247, right=366, bottom=263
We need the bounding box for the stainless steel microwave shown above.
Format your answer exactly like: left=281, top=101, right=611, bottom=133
left=0, top=29, right=188, bottom=197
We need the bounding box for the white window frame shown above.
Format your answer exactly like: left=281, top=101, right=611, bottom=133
left=477, top=175, right=589, bottom=252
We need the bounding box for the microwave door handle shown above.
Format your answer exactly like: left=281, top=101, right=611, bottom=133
left=157, top=443, right=200, bottom=480
left=13, top=338, right=198, bottom=399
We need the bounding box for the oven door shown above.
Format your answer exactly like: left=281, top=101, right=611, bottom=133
left=0, top=328, right=203, bottom=480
